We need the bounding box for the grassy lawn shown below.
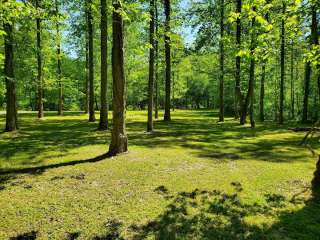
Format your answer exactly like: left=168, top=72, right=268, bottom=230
left=0, top=110, right=319, bottom=239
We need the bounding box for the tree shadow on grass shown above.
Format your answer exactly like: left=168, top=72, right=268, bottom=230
left=129, top=184, right=320, bottom=240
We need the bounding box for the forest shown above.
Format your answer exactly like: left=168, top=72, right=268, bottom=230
left=0, top=0, right=320, bottom=239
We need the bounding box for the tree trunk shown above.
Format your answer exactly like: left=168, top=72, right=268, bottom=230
left=147, top=0, right=155, bottom=132
left=312, top=155, right=320, bottom=197
left=4, top=20, right=18, bottom=132
left=85, top=28, right=89, bottom=114
left=154, top=0, right=159, bottom=120
left=259, top=64, right=265, bottom=121
left=56, top=0, right=63, bottom=116
left=219, top=0, right=224, bottom=122
left=290, top=41, right=295, bottom=119
left=36, top=0, right=44, bottom=119
left=108, top=0, right=128, bottom=155
left=303, top=62, right=311, bottom=123
left=163, top=0, right=171, bottom=121
left=234, top=0, right=242, bottom=120
left=87, top=0, right=96, bottom=122
left=279, top=2, right=285, bottom=124
left=99, top=0, right=108, bottom=130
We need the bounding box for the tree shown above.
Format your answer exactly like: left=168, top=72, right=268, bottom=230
left=99, top=0, right=108, bottom=130
left=163, top=0, right=171, bottom=121
left=4, top=15, right=18, bottom=131
left=279, top=2, right=286, bottom=124
left=234, top=0, right=242, bottom=120
left=87, top=0, right=96, bottom=122
left=154, top=0, right=159, bottom=120
left=55, top=0, right=63, bottom=116
left=108, top=0, right=128, bottom=155
left=36, top=0, right=44, bottom=119
left=219, top=0, right=225, bottom=122
left=147, top=0, right=155, bottom=131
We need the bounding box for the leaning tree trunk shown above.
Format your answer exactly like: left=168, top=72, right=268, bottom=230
left=4, top=20, right=18, bottom=132
left=163, top=0, right=171, bottom=121
left=99, top=0, right=108, bottom=130
left=36, top=0, right=44, bottom=119
left=279, top=2, right=285, bottom=124
left=154, top=0, right=159, bottom=119
left=234, top=0, right=242, bottom=120
left=108, top=0, right=128, bottom=156
left=87, top=0, right=96, bottom=122
left=147, top=0, right=155, bottom=132
left=312, top=155, right=320, bottom=198
left=219, top=0, right=225, bottom=122
left=56, top=0, right=63, bottom=116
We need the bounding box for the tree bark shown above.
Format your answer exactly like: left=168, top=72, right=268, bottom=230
left=234, top=0, right=242, bottom=120
left=99, top=0, right=108, bottom=130
left=147, top=0, right=155, bottom=132
left=290, top=41, right=295, bottom=119
left=279, top=2, right=285, bottom=124
left=154, top=0, right=159, bottom=119
left=56, top=0, right=63, bottom=116
left=259, top=64, right=265, bottom=121
left=4, top=20, right=18, bottom=131
left=85, top=28, right=89, bottom=114
left=219, top=0, right=225, bottom=122
left=36, top=0, right=44, bottom=119
left=163, top=0, right=171, bottom=121
left=108, top=0, right=128, bottom=156
left=87, top=0, right=96, bottom=122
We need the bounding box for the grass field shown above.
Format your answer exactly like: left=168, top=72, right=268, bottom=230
left=0, top=110, right=319, bottom=239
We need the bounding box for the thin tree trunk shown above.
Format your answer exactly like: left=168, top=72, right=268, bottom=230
left=108, top=0, right=128, bottom=155
left=290, top=41, right=295, bottom=119
left=56, top=0, right=63, bottom=116
left=36, top=0, right=44, bottom=119
left=219, top=0, right=224, bottom=122
left=87, top=0, right=96, bottom=122
left=163, top=0, right=171, bottom=121
left=279, top=2, right=285, bottom=124
left=154, top=0, right=159, bottom=119
left=99, top=0, right=108, bottom=130
left=147, top=0, right=155, bottom=132
left=234, top=0, right=242, bottom=120
left=303, top=62, right=311, bottom=123
left=85, top=30, right=89, bottom=113
left=4, top=20, right=18, bottom=131
left=259, top=64, right=265, bottom=121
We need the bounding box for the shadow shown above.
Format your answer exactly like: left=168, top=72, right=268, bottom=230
left=129, top=185, right=320, bottom=240
left=0, top=153, right=111, bottom=175
left=92, top=219, right=124, bottom=240
left=9, top=231, right=37, bottom=240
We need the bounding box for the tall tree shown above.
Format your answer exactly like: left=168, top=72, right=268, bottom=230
left=219, top=0, right=225, bottom=122
left=4, top=15, right=18, bottom=131
left=154, top=0, right=159, bottom=119
left=55, top=0, right=63, bottom=116
left=99, top=0, right=108, bottom=130
left=163, top=0, right=171, bottom=121
left=36, top=0, right=44, bottom=119
left=147, top=0, right=155, bottom=131
left=235, top=0, right=242, bottom=120
left=87, top=0, right=96, bottom=122
left=290, top=41, right=295, bottom=119
left=279, top=2, right=286, bottom=124
left=108, top=0, right=128, bottom=155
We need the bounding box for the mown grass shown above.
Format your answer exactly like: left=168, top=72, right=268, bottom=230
left=0, top=110, right=319, bottom=239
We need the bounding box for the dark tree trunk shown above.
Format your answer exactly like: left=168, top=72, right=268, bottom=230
left=163, top=0, right=171, bottom=121
left=234, top=0, right=242, bottom=120
left=312, top=155, right=320, bottom=198
left=259, top=64, right=265, bottom=121
left=4, top=20, right=18, bottom=132
left=219, top=0, right=224, bottom=122
left=85, top=30, right=89, bottom=114
left=241, top=7, right=256, bottom=128
left=147, top=0, right=155, bottom=132
left=154, top=0, right=159, bottom=119
left=108, top=0, right=128, bottom=155
left=290, top=41, right=295, bottom=119
left=279, top=2, right=285, bottom=124
left=99, top=0, right=108, bottom=130
left=56, top=0, right=63, bottom=116
left=36, top=0, right=44, bottom=119
left=87, top=0, right=96, bottom=122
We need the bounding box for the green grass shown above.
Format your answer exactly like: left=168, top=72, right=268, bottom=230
left=0, top=110, right=319, bottom=239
